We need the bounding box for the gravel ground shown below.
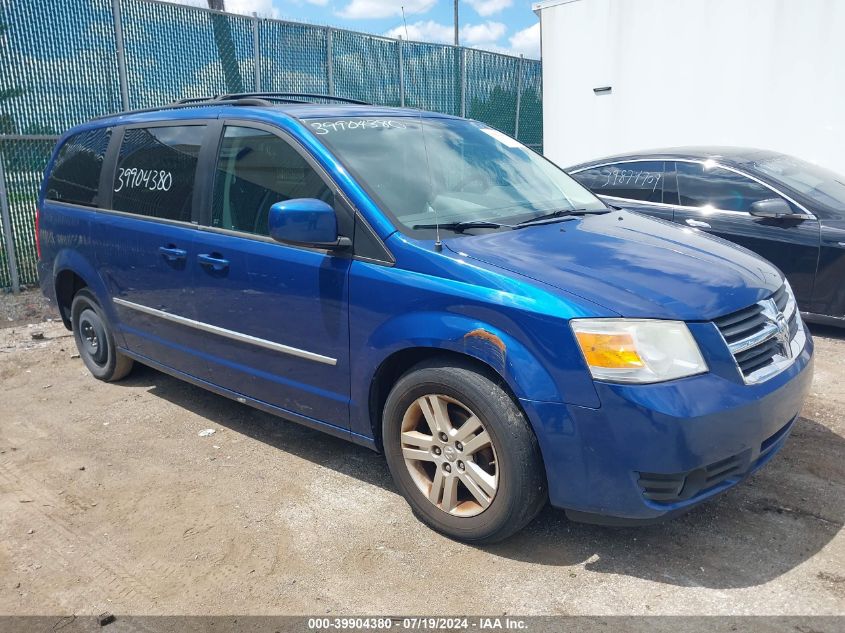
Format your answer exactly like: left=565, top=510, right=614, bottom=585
left=0, top=294, right=843, bottom=616
left=0, top=290, right=54, bottom=329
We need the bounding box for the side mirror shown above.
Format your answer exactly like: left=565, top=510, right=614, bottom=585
left=749, top=198, right=792, bottom=219
left=268, top=198, right=351, bottom=249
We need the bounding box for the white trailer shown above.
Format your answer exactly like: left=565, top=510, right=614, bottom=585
left=533, top=0, right=845, bottom=174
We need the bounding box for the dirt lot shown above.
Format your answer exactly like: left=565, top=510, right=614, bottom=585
left=0, top=292, right=843, bottom=616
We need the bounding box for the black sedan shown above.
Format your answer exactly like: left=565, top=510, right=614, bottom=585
left=568, top=147, right=845, bottom=325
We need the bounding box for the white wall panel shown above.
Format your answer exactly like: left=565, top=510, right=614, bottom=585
left=537, top=0, right=845, bottom=175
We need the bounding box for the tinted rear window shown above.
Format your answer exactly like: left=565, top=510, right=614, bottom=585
left=113, top=125, right=205, bottom=221
left=573, top=161, right=666, bottom=204
left=45, top=128, right=111, bottom=207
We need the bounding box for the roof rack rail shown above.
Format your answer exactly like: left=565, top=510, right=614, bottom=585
left=90, top=92, right=372, bottom=122
left=183, top=92, right=373, bottom=106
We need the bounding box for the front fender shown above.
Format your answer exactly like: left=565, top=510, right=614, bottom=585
left=367, top=311, right=561, bottom=402
left=348, top=305, right=601, bottom=442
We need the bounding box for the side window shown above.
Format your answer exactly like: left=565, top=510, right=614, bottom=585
left=675, top=161, right=778, bottom=212
left=212, top=126, right=334, bottom=237
left=45, top=128, right=111, bottom=207
left=113, top=125, right=205, bottom=221
left=572, top=161, right=665, bottom=204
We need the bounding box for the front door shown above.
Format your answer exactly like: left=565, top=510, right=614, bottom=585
left=812, top=218, right=845, bottom=317
left=667, top=160, right=820, bottom=307
left=188, top=123, right=353, bottom=430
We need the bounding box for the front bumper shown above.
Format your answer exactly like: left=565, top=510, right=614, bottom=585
left=520, top=325, right=814, bottom=522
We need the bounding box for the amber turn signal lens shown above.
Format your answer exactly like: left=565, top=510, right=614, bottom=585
left=574, top=331, right=645, bottom=369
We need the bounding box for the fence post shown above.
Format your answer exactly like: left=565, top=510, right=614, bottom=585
left=111, top=0, right=130, bottom=111
left=0, top=151, right=20, bottom=294
left=460, top=48, right=467, bottom=118
left=514, top=54, right=524, bottom=140
left=326, top=27, right=335, bottom=96
left=252, top=14, right=261, bottom=92
left=398, top=36, right=405, bottom=107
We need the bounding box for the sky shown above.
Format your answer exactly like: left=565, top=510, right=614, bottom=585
left=165, top=0, right=541, bottom=59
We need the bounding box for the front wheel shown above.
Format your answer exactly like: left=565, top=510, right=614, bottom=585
left=382, top=360, right=547, bottom=543
left=71, top=289, right=134, bottom=382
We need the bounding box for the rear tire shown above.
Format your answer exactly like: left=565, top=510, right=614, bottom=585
left=382, top=359, right=547, bottom=543
left=71, top=289, right=133, bottom=382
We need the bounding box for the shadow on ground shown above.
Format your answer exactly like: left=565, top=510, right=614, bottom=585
left=117, top=362, right=844, bottom=591
left=808, top=322, right=845, bottom=340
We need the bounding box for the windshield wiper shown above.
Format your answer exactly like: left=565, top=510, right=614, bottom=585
left=412, top=208, right=611, bottom=233
left=515, top=208, right=611, bottom=228
left=412, top=220, right=511, bottom=233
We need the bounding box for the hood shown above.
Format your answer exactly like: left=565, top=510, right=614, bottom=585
left=445, top=211, right=783, bottom=320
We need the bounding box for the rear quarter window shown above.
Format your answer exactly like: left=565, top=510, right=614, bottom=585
left=113, top=125, right=205, bottom=222
left=45, top=128, right=111, bottom=207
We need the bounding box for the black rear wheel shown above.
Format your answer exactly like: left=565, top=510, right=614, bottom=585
left=71, top=289, right=133, bottom=382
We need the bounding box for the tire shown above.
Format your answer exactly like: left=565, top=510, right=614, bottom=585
left=71, top=289, right=134, bottom=382
left=382, top=359, right=547, bottom=543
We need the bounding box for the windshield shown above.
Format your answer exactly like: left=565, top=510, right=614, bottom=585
left=752, top=154, right=845, bottom=209
left=305, top=116, right=605, bottom=235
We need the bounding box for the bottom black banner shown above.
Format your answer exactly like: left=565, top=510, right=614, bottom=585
left=0, top=616, right=842, bottom=633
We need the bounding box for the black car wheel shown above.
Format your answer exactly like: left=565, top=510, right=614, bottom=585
left=71, top=289, right=134, bottom=382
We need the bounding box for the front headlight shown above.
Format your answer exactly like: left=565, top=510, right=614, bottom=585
left=571, top=319, right=708, bottom=384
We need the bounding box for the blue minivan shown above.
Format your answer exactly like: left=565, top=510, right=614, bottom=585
left=37, top=94, right=813, bottom=542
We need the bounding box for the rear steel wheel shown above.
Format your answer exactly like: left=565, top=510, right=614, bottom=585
left=78, top=309, right=108, bottom=367
left=71, top=289, right=134, bottom=382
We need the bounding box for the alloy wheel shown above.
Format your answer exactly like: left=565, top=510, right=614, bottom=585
left=400, top=394, right=498, bottom=517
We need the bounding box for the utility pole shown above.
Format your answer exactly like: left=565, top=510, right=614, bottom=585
left=454, top=0, right=459, bottom=46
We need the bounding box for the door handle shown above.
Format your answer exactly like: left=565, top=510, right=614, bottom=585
left=158, top=245, right=187, bottom=262
left=685, top=218, right=711, bottom=229
left=197, top=253, right=230, bottom=272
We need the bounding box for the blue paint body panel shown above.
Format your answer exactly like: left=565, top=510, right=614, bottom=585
left=37, top=102, right=814, bottom=523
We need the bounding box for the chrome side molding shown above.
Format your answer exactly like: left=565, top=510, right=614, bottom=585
left=112, top=297, right=338, bottom=366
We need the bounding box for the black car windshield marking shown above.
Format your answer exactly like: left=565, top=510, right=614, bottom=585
left=305, top=117, right=606, bottom=236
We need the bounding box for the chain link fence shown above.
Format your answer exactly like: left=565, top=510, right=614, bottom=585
left=0, top=0, right=542, bottom=290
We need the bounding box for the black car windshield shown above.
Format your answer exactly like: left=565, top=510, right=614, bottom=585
left=752, top=154, right=845, bottom=209
left=305, top=116, right=605, bottom=234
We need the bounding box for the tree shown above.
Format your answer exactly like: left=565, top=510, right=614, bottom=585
left=468, top=85, right=518, bottom=137
left=0, top=22, right=25, bottom=134
left=206, top=1, right=245, bottom=94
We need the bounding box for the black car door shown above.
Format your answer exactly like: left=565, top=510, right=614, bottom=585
left=667, top=160, right=820, bottom=308
left=570, top=160, right=674, bottom=221
left=812, top=217, right=845, bottom=318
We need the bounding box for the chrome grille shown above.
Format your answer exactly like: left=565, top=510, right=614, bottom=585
left=714, top=283, right=805, bottom=384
